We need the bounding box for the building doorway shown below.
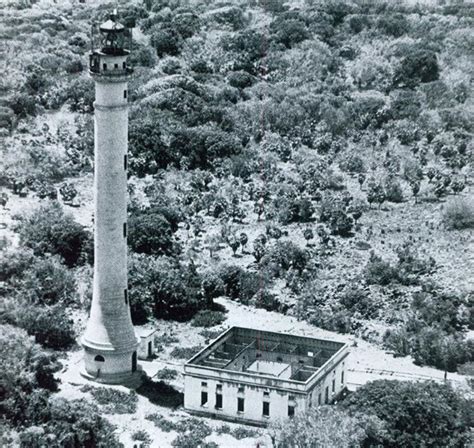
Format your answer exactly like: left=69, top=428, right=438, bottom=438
left=132, top=352, right=137, bottom=372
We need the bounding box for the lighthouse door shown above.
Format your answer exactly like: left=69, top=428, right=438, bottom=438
left=132, top=352, right=137, bottom=372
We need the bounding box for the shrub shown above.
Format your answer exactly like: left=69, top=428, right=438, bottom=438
left=339, top=287, right=377, bottom=319
left=2, top=303, right=76, bottom=350
left=411, top=328, right=473, bottom=372
left=81, top=385, right=138, bottom=414
left=170, top=346, right=203, bottom=360
left=132, top=430, right=152, bottom=447
left=383, top=327, right=411, bottom=357
left=17, top=396, right=122, bottom=447
left=261, top=241, right=309, bottom=277
left=14, top=202, right=92, bottom=267
left=442, top=198, right=474, bottom=230
left=384, top=177, right=404, bottom=203
left=253, top=289, right=281, bottom=312
left=191, top=310, right=226, bottom=328
left=364, top=253, right=398, bottom=286
left=232, top=427, right=260, bottom=440
left=9, top=91, right=36, bottom=117
left=155, top=368, right=178, bottom=380
left=146, top=413, right=176, bottom=432
left=309, top=308, right=353, bottom=334
left=342, top=380, right=472, bottom=447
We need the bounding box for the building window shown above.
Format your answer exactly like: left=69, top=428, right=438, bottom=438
left=237, top=397, right=244, bottom=413
left=325, top=387, right=329, bottom=404
left=123, top=223, right=127, bottom=238
left=318, top=393, right=321, bottom=406
left=114, top=63, right=119, bottom=69
left=238, top=386, right=244, bottom=394
left=123, top=62, right=126, bottom=69
left=215, top=393, right=223, bottom=409
left=201, top=391, right=208, bottom=406
left=124, top=155, right=128, bottom=170
left=276, top=356, right=283, bottom=362
left=332, top=379, right=336, bottom=393
left=103, top=63, right=107, bottom=71
left=288, top=405, right=295, bottom=417
left=124, top=90, right=127, bottom=99
left=263, top=401, right=270, bottom=417
left=201, top=382, right=207, bottom=387
left=288, top=395, right=295, bottom=401
left=124, top=289, right=128, bottom=305
left=256, top=352, right=262, bottom=358
left=263, top=391, right=270, bottom=398
left=341, top=371, right=344, bottom=384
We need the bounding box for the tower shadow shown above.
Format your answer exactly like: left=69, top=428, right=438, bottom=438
left=136, top=376, right=184, bottom=409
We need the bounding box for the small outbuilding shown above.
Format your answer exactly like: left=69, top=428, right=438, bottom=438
left=135, top=327, right=158, bottom=360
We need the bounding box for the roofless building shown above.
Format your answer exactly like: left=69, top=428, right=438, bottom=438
left=184, top=327, right=349, bottom=425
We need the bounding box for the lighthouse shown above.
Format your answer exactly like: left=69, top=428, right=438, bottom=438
left=81, top=13, right=140, bottom=384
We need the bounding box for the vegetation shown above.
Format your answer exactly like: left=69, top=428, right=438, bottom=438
left=13, top=202, right=92, bottom=267
left=342, top=380, right=473, bottom=448
left=2, top=0, right=473, bottom=445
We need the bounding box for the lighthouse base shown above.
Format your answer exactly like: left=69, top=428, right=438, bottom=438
left=82, top=343, right=142, bottom=387
left=80, top=367, right=144, bottom=388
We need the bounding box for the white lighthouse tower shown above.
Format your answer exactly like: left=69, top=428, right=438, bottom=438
left=81, top=13, right=140, bottom=384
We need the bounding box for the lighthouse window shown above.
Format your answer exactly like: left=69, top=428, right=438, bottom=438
left=124, top=155, right=128, bottom=170
left=124, top=90, right=127, bottom=99
left=123, top=223, right=127, bottom=238
left=124, top=289, right=128, bottom=305
left=94, top=355, right=105, bottom=362
left=103, top=63, right=107, bottom=71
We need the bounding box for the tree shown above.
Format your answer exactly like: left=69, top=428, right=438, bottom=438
left=239, top=232, right=248, bottom=253
left=1, top=301, right=76, bottom=350
left=14, top=202, right=92, bottom=267
left=303, top=228, right=314, bottom=246
left=18, top=254, right=78, bottom=306
left=1, top=324, right=60, bottom=425
left=268, top=406, right=382, bottom=448
left=394, top=49, right=440, bottom=88
left=410, top=180, right=420, bottom=203
left=128, top=209, right=180, bottom=257
left=128, top=254, right=208, bottom=322
left=342, top=380, right=472, bottom=448
left=253, top=240, right=266, bottom=263
left=227, top=234, right=240, bottom=256
left=367, top=181, right=386, bottom=209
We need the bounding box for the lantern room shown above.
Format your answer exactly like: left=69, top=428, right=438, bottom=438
left=89, top=11, right=132, bottom=76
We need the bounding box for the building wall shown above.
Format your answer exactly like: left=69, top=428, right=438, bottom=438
left=184, top=355, right=348, bottom=424
left=185, top=375, right=307, bottom=425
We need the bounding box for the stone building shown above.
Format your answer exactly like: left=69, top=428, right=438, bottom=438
left=184, top=327, right=349, bottom=425
left=81, top=13, right=140, bottom=385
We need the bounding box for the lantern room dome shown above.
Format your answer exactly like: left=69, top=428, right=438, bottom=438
left=99, top=19, right=125, bottom=33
